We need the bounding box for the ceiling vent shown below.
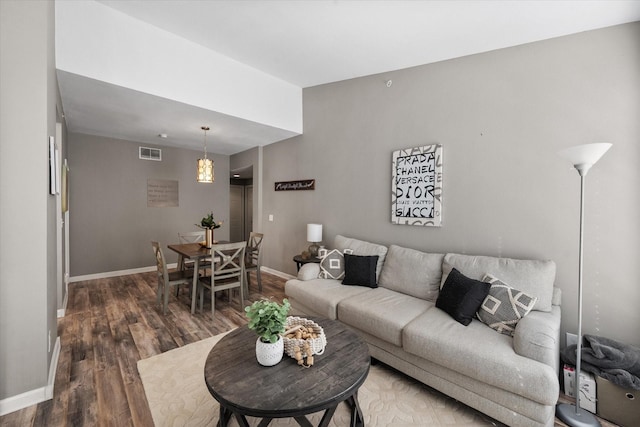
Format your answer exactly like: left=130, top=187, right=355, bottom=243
left=139, top=146, right=162, bottom=161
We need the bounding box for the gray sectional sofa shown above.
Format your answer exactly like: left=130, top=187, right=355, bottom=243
left=285, top=235, right=562, bottom=427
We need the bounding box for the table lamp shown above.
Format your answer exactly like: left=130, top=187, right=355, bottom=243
left=556, top=142, right=611, bottom=427
left=307, top=224, right=323, bottom=258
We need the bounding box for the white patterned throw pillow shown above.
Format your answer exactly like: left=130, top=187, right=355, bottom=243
left=318, top=248, right=353, bottom=280
left=476, top=274, right=538, bottom=336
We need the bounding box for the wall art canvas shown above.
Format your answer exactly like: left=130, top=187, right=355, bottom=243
left=391, top=144, right=443, bottom=226
left=49, top=136, right=60, bottom=195
left=147, top=179, right=179, bottom=207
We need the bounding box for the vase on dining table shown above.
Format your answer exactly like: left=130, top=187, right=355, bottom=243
left=205, top=228, right=213, bottom=248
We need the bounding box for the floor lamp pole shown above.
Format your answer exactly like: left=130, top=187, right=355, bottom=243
left=556, top=142, right=611, bottom=427
left=576, top=172, right=585, bottom=418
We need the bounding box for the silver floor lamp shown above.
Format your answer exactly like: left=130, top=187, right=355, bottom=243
left=556, top=142, right=611, bottom=427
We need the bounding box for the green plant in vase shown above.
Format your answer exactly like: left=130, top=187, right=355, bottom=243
left=245, top=298, right=290, bottom=343
left=245, top=298, right=291, bottom=366
left=196, top=212, right=223, bottom=230
left=196, top=212, right=223, bottom=247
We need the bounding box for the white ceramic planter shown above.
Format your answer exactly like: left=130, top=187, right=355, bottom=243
left=255, top=336, right=284, bottom=366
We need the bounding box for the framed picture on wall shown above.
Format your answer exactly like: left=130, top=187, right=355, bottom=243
left=391, top=144, right=443, bottom=226
left=49, top=136, right=60, bottom=195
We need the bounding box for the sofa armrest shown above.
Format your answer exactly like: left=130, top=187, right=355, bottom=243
left=297, top=263, right=320, bottom=280
left=514, top=305, right=561, bottom=372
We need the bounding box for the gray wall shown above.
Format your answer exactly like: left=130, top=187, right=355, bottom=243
left=261, top=23, right=640, bottom=348
left=0, top=0, right=59, bottom=400
left=68, top=133, right=230, bottom=276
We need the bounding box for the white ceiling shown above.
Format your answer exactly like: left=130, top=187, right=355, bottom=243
left=58, top=1, right=640, bottom=158
left=96, top=0, right=640, bottom=88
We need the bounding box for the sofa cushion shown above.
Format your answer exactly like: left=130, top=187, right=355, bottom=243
left=436, top=268, right=491, bottom=326
left=441, top=253, right=556, bottom=312
left=342, top=254, right=378, bottom=288
left=403, top=308, right=559, bottom=402
left=378, top=245, right=444, bottom=301
left=514, top=306, right=562, bottom=369
left=284, top=278, right=371, bottom=319
left=334, top=235, right=388, bottom=280
left=477, top=274, right=538, bottom=337
left=338, top=288, right=433, bottom=347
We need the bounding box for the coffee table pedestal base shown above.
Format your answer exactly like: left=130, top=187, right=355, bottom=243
left=217, top=392, right=364, bottom=427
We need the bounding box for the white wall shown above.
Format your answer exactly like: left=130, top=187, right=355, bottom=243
left=55, top=0, right=302, bottom=134
left=0, top=0, right=59, bottom=405
left=261, top=23, right=640, bottom=348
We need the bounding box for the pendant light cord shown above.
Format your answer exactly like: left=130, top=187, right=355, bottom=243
left=202, top=126, right=210, bottom=160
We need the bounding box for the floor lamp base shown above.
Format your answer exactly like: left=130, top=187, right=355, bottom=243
left=556, top=403, right=601, bottom=427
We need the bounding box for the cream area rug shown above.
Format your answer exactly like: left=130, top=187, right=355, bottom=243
left=137, top=332, right=502, bottom=427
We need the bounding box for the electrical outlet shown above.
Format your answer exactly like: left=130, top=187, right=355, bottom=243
left=268, top=214, right=274, bottom=222
left=566, top=332, right=578, bottom=347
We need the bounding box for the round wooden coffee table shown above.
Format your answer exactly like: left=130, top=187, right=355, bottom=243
left=204, top=317, right=370, bottom=427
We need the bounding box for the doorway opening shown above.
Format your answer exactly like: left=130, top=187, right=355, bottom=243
left=230, top=165, right=253, bottom=242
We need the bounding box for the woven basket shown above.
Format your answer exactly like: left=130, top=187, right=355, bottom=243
left=283, top=316, right=327, bottom=358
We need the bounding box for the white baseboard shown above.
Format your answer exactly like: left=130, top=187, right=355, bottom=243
left=70, top=265, right=289, bottom=283
left=57, top=287, right=68, bottom=318
left=0, top=337, right=60, bottom=416
left=46, top=337, right=61, bottom=399
left=69, top=264, right=176, bottom=283
left=261, top=266, right=295, bottom=280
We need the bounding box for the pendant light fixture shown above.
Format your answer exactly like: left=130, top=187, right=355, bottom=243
left=197, top=126, right=214, bottom=183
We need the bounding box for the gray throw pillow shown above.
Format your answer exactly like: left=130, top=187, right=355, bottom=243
left=477, top=274, right=538, bottom=336
left=318, top=248, right=353, bottom=280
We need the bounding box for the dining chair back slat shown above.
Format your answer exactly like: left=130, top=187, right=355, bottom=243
left=178, top=231, right=211, bottom=271
left=245, top=232, right=264, bottom=292
left=198, top=241, right=246, bottom=317
left=152, top=241, right=193, bottom=314
left=178, top=231, right=205, bottom=243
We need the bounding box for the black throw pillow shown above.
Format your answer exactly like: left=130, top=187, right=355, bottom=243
left=436, top=268, right=491, bottom=326
left=342, top=254, right=379, bottom=288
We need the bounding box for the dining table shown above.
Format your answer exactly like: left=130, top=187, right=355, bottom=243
left=167, top=242, right=224, bottom=314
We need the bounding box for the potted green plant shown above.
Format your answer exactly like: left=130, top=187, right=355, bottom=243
left=196, top=212, right=223, bottom=247
left=245, top=298, right=290, bottom=366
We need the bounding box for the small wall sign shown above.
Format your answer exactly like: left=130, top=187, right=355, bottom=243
left=147, top=179, right=179, bottom=207
left=274, top=179, right=315, bottom=191
left=391, top=144, right=443, bottom=226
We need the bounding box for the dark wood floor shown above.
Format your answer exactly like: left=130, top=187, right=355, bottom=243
left=1, top=270, right=619, bottom=427
left=0, top=270, right=286, bottom=427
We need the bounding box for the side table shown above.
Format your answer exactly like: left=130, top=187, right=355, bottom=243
left=293, top=254, right=321, bottom=272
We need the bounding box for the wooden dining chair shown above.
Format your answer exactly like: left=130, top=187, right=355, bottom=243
left=152, top=241, right=194, bottom=315
left=197, top=241, right=246, bottom=317
left=245, top=232, right=264, bottom=292
left=178, top=231, right=212, bottom=272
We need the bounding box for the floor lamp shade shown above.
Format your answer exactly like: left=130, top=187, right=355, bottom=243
left=556, top=143, right=611, bottom=427
left=558, top=143, right=612, bottom=176
left=307, top=224, right=322, bottom=257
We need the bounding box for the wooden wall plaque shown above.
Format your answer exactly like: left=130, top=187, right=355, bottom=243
left=274, top=179, right=315, bottom=191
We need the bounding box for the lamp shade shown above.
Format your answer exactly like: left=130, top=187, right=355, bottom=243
left=307, top=224, right=322, bottom=243
left=197, top=158, right=214, bottom=183
left=558, top=143, right=611, bottom=175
